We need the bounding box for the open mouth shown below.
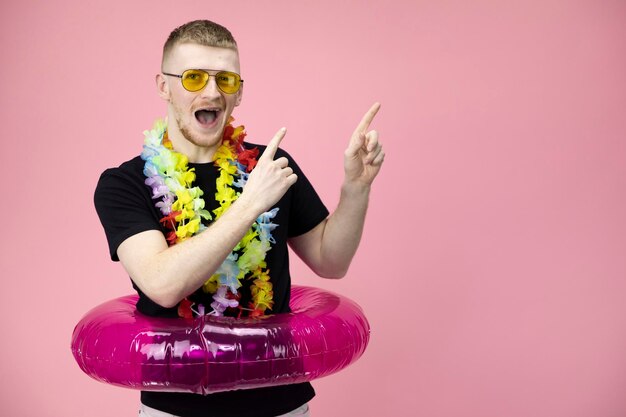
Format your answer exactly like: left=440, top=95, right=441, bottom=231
left=194, top=108, right=220, bottom=127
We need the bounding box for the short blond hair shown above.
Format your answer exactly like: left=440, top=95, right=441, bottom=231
left=162, top=20, right=238, bottom=64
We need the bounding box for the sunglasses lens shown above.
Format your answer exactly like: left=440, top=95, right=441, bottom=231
left=181, top=70, right=209, bottom=91
left=179, top=70, right=241, bottom=93
left=216, top=72, right=241, bottom=94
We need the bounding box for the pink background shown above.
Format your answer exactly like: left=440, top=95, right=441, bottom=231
left=1, top=1, right=625, bottom=416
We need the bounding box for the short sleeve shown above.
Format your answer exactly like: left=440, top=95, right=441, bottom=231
left=274, top=148, right=329, bottom=238
left=94, top=157, right=162, bottom=261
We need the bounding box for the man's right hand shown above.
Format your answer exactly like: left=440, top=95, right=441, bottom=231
left=239, top=127, right=298, bottom=214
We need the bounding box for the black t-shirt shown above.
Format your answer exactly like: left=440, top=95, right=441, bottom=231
left=94, top=143, right=329, bottom=417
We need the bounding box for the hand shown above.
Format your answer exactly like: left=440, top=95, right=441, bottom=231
left=241, top=128, right=298, bottom=214
left=344, top=103, right=385, bottom=186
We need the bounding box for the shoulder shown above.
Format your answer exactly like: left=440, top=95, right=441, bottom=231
left=99, top=155, right=145, bottom=176
left=97, top=156, right=145, bottom=187
left=94, top=155, right=150, bottom=204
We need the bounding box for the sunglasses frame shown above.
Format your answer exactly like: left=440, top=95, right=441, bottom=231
left=162, top=69, right=244, bottom=94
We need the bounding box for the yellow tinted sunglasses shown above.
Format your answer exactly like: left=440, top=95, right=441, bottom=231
left=162, top=69, right=243, bottom=94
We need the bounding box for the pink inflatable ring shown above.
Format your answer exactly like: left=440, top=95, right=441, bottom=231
left=71, top=285, right=370, bottom=394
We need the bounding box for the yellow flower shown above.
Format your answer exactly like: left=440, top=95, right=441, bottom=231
left=216, top=171, right=234, bottom=191
left=238, top=240, right=270, bottom=271
left=217, top=159, right=237, bottom=176
left=177, top=168, right=196, bottom=187
left=174, top=206, right=195, bottom=221
left=250, top=267, right=270, bottom=281
left=240, top=229, right=258, bottom=250
left=176, top=218, right=200, bottom=239
left=251, top=287, right=274, bottom=311
left=174, top=153, right=189, bottom=171
left=213, top=201, right=232, bottom=219
left=202, top=274, right=220, bottom=293
left=232, top=125, right=245, bottom=139
left=172, top=189, right=195, bottom=215
left=215, top=186, right=236, bottom=206
left=176, top=189, right=193, bottom=205
left=253, top=277, right=272, bottom=292
left=213, top=144, right=235, bottom=162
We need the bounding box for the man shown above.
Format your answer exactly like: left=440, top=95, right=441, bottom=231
left=95, top=20, right=384, bottom=417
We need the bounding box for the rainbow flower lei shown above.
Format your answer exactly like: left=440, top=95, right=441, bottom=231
left=141, top=118, right=278, bottom=318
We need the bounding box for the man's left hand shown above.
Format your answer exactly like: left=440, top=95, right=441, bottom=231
left=344, top=102, right=385, bottom=186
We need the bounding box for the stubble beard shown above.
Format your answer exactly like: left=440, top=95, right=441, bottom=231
left=175, top=112, right=223, bottom=151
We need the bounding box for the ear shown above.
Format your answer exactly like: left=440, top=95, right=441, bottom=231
left=156, top=73, right=170, bottom=101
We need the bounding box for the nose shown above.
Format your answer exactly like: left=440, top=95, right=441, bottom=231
left=199, top=75, right=222, bottom=99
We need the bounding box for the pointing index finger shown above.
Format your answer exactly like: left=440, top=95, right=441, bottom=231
left=260, top=127, right=287, bottom=162
left=354, top=102, right=381, bottom=135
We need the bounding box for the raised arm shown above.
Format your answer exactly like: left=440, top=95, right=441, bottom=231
left=117, top=128, right=297, bottom=308
left=289, top=103, right=385, bottom=278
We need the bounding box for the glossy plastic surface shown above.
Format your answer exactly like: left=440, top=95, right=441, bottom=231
left=71, top=285, right=370, bottom=394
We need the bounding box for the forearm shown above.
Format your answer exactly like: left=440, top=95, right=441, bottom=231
left=119, top=196, right=259, bottom=308
left=317, top=181, right=371, bottom=278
